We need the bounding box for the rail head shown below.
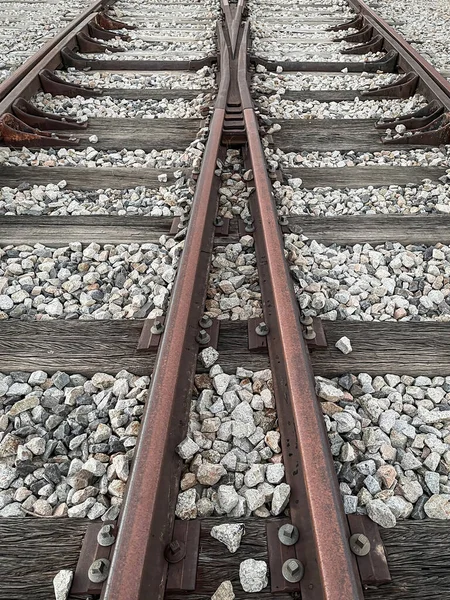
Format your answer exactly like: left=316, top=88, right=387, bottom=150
left=100, top=22, right=231, bottom=600
left=237, top=20, right=364, bottom=600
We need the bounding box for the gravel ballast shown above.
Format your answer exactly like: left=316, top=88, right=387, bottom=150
left=175, top=364, right=290, bottom=519
left=32, top=92, right=213, bottom=120
left=0, top=370, right=148, bottom=519
left=58, top=67, right=216, bottom=90
left=0, top=176, right=193, bottom=217
left=0, top=239, right=183, bottom=321
left=275, top=177, right=450, bottom=216
left=319, top=372, right=450, bottom=526
left=286, top=235, right=450, bottom=322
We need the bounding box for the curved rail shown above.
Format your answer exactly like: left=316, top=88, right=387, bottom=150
left=100, top=25, right=231, bottom=600
left=348, top=0, right=450, bottom=110
left=238, top=21, right=364, bottom=600
left=0, top=0, right=107, bottom=105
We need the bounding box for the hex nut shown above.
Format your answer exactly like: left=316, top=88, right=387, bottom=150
left=349, top=533, right=371, bottom=557
left=97, top=524, right=116, bottom=547
left=282, top=558, right=304, bottom=583
left=277, top=523, right=299, bottom=546
left=88, top=558, right=110, bottom=583
left=196, top=329, right=211, bottom=345
left=255, top=322, right=269, bottom=337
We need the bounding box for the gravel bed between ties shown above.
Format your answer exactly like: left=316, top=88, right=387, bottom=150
left=0, top=142, right=206, bottom=170
left=319, top=372, right=450, bottom=526
left=207, top=237, right=262, bottom=321
left=266, top=147, right=450, bottom=169
left=286, top=236, right=450, bottom=322
left=58, top=67, right=216, bottom=90
left=0, top=370, right=148, bottom=519
left=275, top=175, right=450, bottom=216
left=257, top=94, right=426, bottom=120
left=0, top=0, right=90, bottom=76
left=0, top=176, right=193, bottom=217
left=175, top=362, right=291, bottom=520
left=33, top=92, right=213, bottom=120
left=365, top=0, right=450, bottom=71
left=0, top=240, right=183, bottom=321
left=252, top=71, right=401, bottom=93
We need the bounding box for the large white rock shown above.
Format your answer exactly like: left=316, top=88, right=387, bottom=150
left=239, top=559, right=268, bottom=592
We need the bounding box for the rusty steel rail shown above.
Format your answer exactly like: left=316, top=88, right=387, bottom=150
left=347, top=0, right=450, bottom=110
left=100, top=27, right=230, bottom=600
left=238, top=21, right=364, bottom=600
left=0, top=0, right=107, bottom=105
left=99, top=3, right=365, bottom=600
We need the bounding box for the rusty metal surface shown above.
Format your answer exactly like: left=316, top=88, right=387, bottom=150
left=0, top=0, right=104, bottom=104
left=166, top=520, right=201, bottom=591
left=347, top=0, right=450, bottom=110
left=0, top=13, right=103, bottom=116
left=71, top=522, right=115, bottom=596
left=266, top=519, right=302, bottom=593
left=362, top=72, right=419, bottom=99
left=11, top=97, right=87, bottom=131
left=39, top=69, right=102, bottom=98
left=0, top=113, right=79, bottom=147
left=100, top=38, right=230, bottom=600
left=238, top=21, right=364, bottom=600
left=347, top=515, right=392, bottom=586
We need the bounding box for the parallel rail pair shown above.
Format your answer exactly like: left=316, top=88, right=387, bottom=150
left=1, top=0, right=450, bottom=598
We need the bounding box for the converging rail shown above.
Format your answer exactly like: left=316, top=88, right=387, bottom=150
left=2, top=0, right=450, bottom=597
left=102, top=2, right=363, bottom=599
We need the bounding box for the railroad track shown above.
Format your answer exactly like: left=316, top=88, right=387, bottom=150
left=1, top=0, right=450, bottom=599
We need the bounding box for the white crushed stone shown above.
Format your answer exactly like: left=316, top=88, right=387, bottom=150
left=32, top=92, right=213, bottom=120
left=275, top=176, right=450, bottom=217
left=175, top=364, right=290, bottom=519
left=257, top=94, right=426, bottom=120
left=0, top=177, right=194, bottom=217
left=58, top=66, right=216, bottom=90
left=252, top=71, right=402, bottom=93
left=319, top=372, right=450, bottom=526
left=0, top=0, right=91, bottom=83
left=0, top=140, right=206, bottom=170
left=207, top=238, right=262, bottom=321
left=286, top=235, right=450, bottom=322
left=266, top=146, right=450, bottom=169
left=365, top=0, right=450, bottom=71
left=0, top=239, right=183, bottom=321
left=0, top=370, right=149, bottom=519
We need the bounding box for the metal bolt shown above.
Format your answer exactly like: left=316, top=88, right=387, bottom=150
left=244, top=215, right=255, bottom=233
left=214, top=215, right=224, bottom=227
left=278, top=523, right=299, bottom=546
left=164, top=539, right=186, bottom=564
left=196, top=329, right=211, bottom=345
left=282, top=558, right=304, bottom=583
left=300, top=315, right=313, bottom=326
left=97, top=524, right=116, bottom=547
left=278, top=215, right=289, bottom=227
left=199, top=315, right=212, bottom=329
left=151, top=320, right=164, bottom=335
left=349, top=533, right=371, bottom=557
left=88, top=558, right=110, bottom=583
left=255, top=322, right=269, bottom=337
left=303, top=325, right=316, bottom=340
